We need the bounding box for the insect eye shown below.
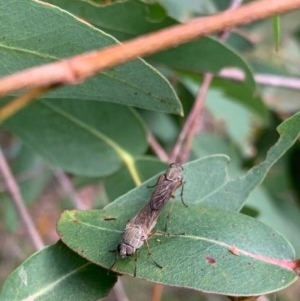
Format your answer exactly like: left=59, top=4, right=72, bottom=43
left=126, top=245, right=135, bottom=256
left=119, top=249, right=126, bottom=258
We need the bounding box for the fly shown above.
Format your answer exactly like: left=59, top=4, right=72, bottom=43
left=110, top=162, right=185, bottom=276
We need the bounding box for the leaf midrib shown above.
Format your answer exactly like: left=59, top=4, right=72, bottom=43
left=41, top=100, right=127, bottom=159
left=20, top=262, right=91, bottom=301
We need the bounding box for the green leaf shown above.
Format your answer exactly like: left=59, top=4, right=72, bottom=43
left=0, top=0, right=182, bottom=115
left=4, top=100, right=147, bottom=177
left=226, top=32, right=255, bottom=52
left=202, top=111, right=300, bottom=211
left=209, top=76, right=269, bottom=122
left=139, top=110, right=180, bottom=146
left=57, top=204, right=297, bottom=296
left=191, top=134, right=242, bottom=176
left=105, top=156, right=167, bottom=200
left=205, top=88, right=262, bottom=156
left=0, top=241, right=117, bottom=301
left=159, top=0, right=217, bottom=21
left=57, top=140, right=300, bottom=295
left=148, top=37, right=256, bottom=91
left=46, top=0, right=175, bottom=41
left=105, top=155, right=230, bottom=209
left=10, top=145, right=51, bottom=204
left=182, top=72, right=268, bottom=124
left=45, top=0, right=257, bottom=100
left=247, top=187, right=300, bottom=256
left=181, top=77, right=268, bottom=154
left=103, top=109, right=300, bottom=212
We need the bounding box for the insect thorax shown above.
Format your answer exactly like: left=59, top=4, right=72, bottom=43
left=119, top=224, right=147, bottom=257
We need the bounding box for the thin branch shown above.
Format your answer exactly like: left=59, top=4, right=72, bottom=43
left=152, top=284, right=164, bottom=301
left=112, top=279, right=130, bottom=301
left=171, top=73, right=213, bottom=162
left=171, top=0, right=244, bottom=163
left=0, top=147, right=44, bottom=250
left=0, top=0, right=299, bottom=101
left=172, top=63, right=300, bottom=163
left=219, top=68, right=300, bottom=90
left=171, top=74, right=214, bottom=163
left=0, top=86, right=51, bottom=121
left=53, top=169, right=87, bottom=210
left=147, top=130, right=169, bottom=162
left=0, top=165, right=45, bottom=192
left=257, top=296, right=270, bottom=301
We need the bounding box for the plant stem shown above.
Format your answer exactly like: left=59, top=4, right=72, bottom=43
left=0, top=147, right=44, bottom=250
left=53, top=169, right=87, bottom=210
left=171, top=0, right=244, bottom=163
left=219, top=69, right=300, bottom=90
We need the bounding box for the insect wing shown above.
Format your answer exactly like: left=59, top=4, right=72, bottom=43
left=150, top=180, right=180, bottom=210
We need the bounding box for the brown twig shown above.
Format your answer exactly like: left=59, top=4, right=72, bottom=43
left=171, top=0, right=244, bottom=163
left=0, top=165, right=45, bottom=192
left=0, top=86, right=51, bottom=122
left=147, top=130, right=169, bottom=162
left=171, top=73, right=214, bottom=163
left=112, top=279, right=130, bottom=301
left=0, top=147, right=44, bottom=250
left=219, top=68, right=300, bottom=90
left=152, top=284, right=164, bottom=301
left=0, top=0, right=299, bottom=100
left=53, top=169, right=87, bottom=210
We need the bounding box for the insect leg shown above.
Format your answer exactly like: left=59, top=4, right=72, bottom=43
left=163, top=198, right=176, bottom=233
left=144, top=239, right=162, bottom=269
left=108, top=249, right=119, bottom=274
left=179, top=182, right=188, bottom=207
left=134, top=251, right=139, bottom=277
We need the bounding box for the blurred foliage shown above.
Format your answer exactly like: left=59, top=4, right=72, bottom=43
left=1, top=1, right=300, bottom=301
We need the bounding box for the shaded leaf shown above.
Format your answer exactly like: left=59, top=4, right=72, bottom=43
left=209, top=76, right=269, bottom=122
left=202, top=111, right=300, bottom=211
left=4, top=100, right=147, bottom=176
left=153, top=0, right=217, bottom=22
left=204, top=88, right=263, bottom=156
left=46, top=0, right=175, bottom=41
left=0, top=241, right=117, bottom=301
left=247, top=187, right=300, bottom=256
left=191, top=134, right=242, bottom=176
left=10, top=145, right=51, bottom=204
left=148, top=38, right=256, bottom=91
left=182, top=75, right=270, bottom=139
left=105, top=156, right=167, bottom=200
